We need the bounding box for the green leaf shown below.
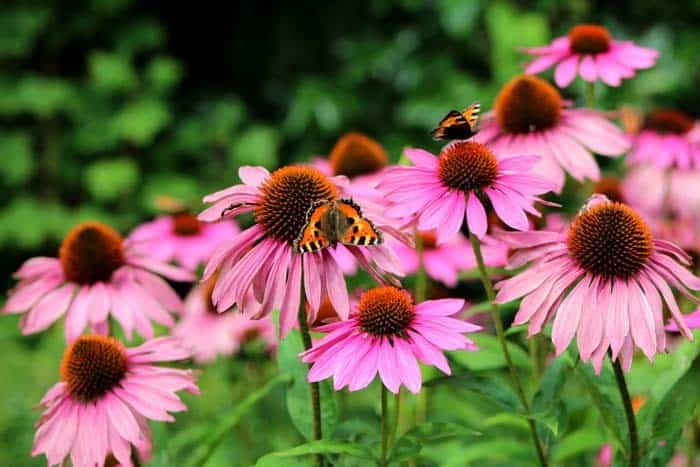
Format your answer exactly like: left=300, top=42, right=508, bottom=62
left=0, top=76, right=76, bottom=117
left=552, top=427, right=606, bottom=463
left=427, top=368, right=521, bottom=411
left=112, top=98, right=171, bottom=145
left=277, top=327, right=338, bottom=440
left=485, top=2, right=549, bottom=84
left=531, top=356, right=570, bottom=445
left=0, top=6, right=50, bottom=58
left=88, top=51, right=138, bottom=93
left=576, top=364, right=628, bottom=455
left=450, top=332, right=531, bottom=370
left=229, top=125, right=280, bottom=170
left=439, top=439, right=532, bottom=466
left=0, top=132, right=33, bottom=185
left=141, top=173, right=201, bottom=212
left=255, top=440, right=374, bottom=467
left=146, top=56, right=182, bottom=93
left=438, top=0, right=483, bottom=40
left=84, top=158, right=140, bottom=203
left=641, top=353, right=700, bottom=466
left=184, top=373, right=291, bottom=467
left=391, top=422, right=481, bottom=462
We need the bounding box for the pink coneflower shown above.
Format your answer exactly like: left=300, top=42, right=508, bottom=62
left=622, top=164, right=700, bottom=220
left=666, top=308, right=700, bottom=332
left=627, top=109, right=700, bottom=170
left=301, top=286, right=480, bottom=393
left=311, top=132, right=389, bottom=186
left=128, top=212, right=239, bottom=271
left=494, top=195, right=700, bottom=373
left=32, top=335, right=199, bottom=467
left=379, top=140, right=555, bottom=243
left=2, top=222, right=193, bottom=341
left=522, top=24, right=659, bottom=88
left=473, top=75, right=629, bottom=193
left=390, top=230, right=508, bottom=287
left=173, top=275, right=277, bottom=363
left=198, top=166, right=404, bottom=337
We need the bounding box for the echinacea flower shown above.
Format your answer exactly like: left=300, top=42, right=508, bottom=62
left=301, top=286, right=480, bottom=393
left=380, top=140, right=555, bottom=243
left=494, top=195, right=700, bottom=373
left=390, top=230, right=508, bottom=287
left=522, top=24, right=659, bottom=88
left=3, top=222, right=193, bottom=341
left=32, top=335, right=199, bottom=467
left=666, top=308, right=700, bottom=332
left=129, top=212, right=239, bottom=271
left=173, top=275, right=276, bottom=363
left=312, top=132, right=389, bottom=187
left=627, top=109, right=700, bottom=170
left=198, top=166, right=404, bottom=337
left=622, top=164, right=700, bottom=220
left=473, top=75, right=629, bottom=193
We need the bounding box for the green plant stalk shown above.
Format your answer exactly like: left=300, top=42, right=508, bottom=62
left=414, top=230, right=429, bottom=429
left=611, top=355, right=640, bottom=467
left=469, top=233, right=548, bottom=467
left=298, top=291, right=323, bottom=467
left=389, top=390, right=401, bottom=450
left=380, top=385, right=390, bottom=467
left=586, top=81, right=596, bottom=109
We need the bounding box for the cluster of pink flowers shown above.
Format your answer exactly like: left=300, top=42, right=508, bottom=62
left=4, top=21, right=700, bottom=467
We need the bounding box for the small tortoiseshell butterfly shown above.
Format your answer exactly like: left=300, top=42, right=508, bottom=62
left=431, top=101, right=481, bottom=140
left=293, top=199, right=383, bottom=253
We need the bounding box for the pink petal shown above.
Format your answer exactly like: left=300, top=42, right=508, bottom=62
left=466, top=192, right=487, bottom=239
left=554, top=54, right=579, bottom=87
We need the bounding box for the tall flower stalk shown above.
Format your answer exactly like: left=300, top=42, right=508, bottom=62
left=610, top=354, right=640, bottom=466
left=469, top=233, right=549, bottom=466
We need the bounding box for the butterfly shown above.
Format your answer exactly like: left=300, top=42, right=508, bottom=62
left=430, top=101, right=481, bottom=140
left=293, top=198, right=383, bottom=253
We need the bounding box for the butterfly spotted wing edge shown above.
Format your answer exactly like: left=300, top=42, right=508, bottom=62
left=293, top=199, right=332, bottom=254
left=337, top=198, right=384, bottom=247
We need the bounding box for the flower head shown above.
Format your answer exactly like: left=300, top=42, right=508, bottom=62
left=390, top=230, right=508, bottom=287
left=380, top=140, right=554, bottom=243
left=173, top=275, right=276, bottom=363
left=32, top=335, right=199, bottom=466
left=3, top=222, right=193, bottom=341
left=473, top=75, right=629, bottom=193
left=198, top=166, right=404, bottom=337
left=522, top=24, right=659, bottom=87
left=128, top=212, right=239, bottom=271
left=494, top=196, right=700, bottom=373
left=301, top=286, right=480, bottom=393
left=311, top=132, right=388, bottom=185
left=627, top=109, right=700, bottom=170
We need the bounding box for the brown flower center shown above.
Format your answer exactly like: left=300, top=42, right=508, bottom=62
left=309, top=296, right=339, bottom=327
left=567, top=202, right=652, bottom=279
left=60, top=222, right=125, bottom=285
left=418, top=231, right=438, bottom=249
left=329, top=132, right=388, bottom=177
left=358, top=286, right=414, bottom=337
left=255, top=166, right=339, bottom=244
left=593, top=177, right=625, bottom=203
left=645, top=109, right=694, bottom=135
left=172, top=212, right=202, bottom=236
left=495, top=75, right=562, bottom=134
left=60, top=335, right=128, bottom=403
left=438, top=141, right=498, bottom=192
left=568, top=24, right=611, bottom=54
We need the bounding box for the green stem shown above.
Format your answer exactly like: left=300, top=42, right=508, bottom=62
left=469, top=233, right=548, bottom=467
left=414, top=230, right=427, bottom=303
left=586, top=81, right=596, bottom=109
left=611, top=355, right=640, bottom=467
left=389, top=390, right=401, bottom=451
left=380, top=385, right=390, bottom=467
left=298, top=298, right=323, bottom=467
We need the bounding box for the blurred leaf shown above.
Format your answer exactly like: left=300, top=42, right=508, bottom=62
left=277, top=327, right=338, bottom=440
left=84, top=158, right=140, bottom=203
left=485, top=2, right=549, bottom=84
left=438, top=0, right=484, bottom=40
left=141, top=173, right=201, bottom=212
left=0, top=132, right=33, bottom=185
left=641, top=352, right=700, bottom=466
left=115, top=18, right=166, bottom=56
left=230, top=125, right=280, bottom=170
left=112, top=98, right=171, bottom=145
left=427, top=367, right=521, bottom=410
left=146, top=56, right=182, bottom=94
left=439, top=438, right=531, bottom=466
left=0, top=6, right=50, bottom=58
left=391, top=422, right=481, bottom=462
left=0, top=76, right=76, bottom=117
left=88, top=51, right=138, bottom=93
left=532, top=356, right=570, bottom=447
left=450, top=333, right=531, bottom=370
left=255, top=440, right=374, bottom=466
left=552, top=427, right=606, bottom=463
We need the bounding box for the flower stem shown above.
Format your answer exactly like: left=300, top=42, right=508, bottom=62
left=380, top=385, right=390, bottom=467
left=586, top=81, right=596, bottom=109
left=389, top=390, right=401, bottom=449
left=414, top=230, right=427, bottom=303
left=469, top=233, right=548, bottom=467
left=298, top=297, right=323, bottom=467
left=610, top=354, right=640, bottom=467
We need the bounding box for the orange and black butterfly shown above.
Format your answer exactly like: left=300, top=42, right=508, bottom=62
left=293, top=199, right=383, bottom=253
left=431, top=101, right=481, bottom=140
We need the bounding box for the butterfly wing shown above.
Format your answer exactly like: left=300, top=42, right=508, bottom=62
left=460, top=101, right=481, bottom=128
left=294, top=201, right=332, bottom=253
left=335, top=199, right=383, bottom=247
left=431, top=110, right=466, bottom=140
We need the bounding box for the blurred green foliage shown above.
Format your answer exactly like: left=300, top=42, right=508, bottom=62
left=2, top=0, right=700, bottom=465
